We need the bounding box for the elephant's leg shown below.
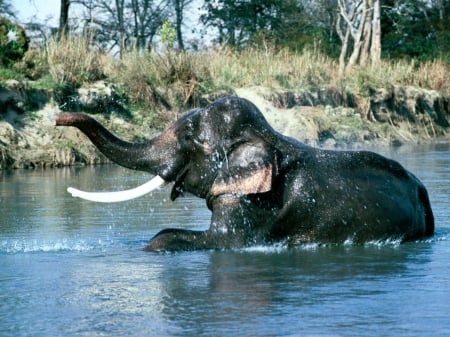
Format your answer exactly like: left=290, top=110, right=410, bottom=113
left=208, top=194, right=275, bottom=247
left=144, top=228, right=209, bottom=251
left=144, top=201, right=249, bottom=251
left=145, top=195, right=275, bottom=251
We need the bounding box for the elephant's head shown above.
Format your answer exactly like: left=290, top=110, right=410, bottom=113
left=55, top=96, right=279, bottom=205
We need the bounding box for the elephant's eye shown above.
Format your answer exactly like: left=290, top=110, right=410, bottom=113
left=179, top=120, right=193, bottom=139
left=179, top=128, right=194, bottom=146
left=186, top=119, right=194, bottom=129
left=179, top=129, right=192, bottom=142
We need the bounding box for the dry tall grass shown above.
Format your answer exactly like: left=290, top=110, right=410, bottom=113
left=40, top=36, right=449, bottom=109
left=46, top=35, right=109, bottom=87
left=115, top=47, right=449, bottom=98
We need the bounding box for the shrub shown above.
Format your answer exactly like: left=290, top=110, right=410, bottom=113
left=13, top=48, right=49, bottom=80
left=109, top=49, right=215, bottom=110
left=46, top=35, right=108, bottom=88
left=0, top=17, right=29, bottom=67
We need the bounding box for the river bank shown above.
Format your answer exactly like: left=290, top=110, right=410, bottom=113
left=1, top=81, right=449, bottom=170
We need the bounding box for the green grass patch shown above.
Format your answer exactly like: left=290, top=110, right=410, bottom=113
left=55, top=141, right=76, bottom=150
left=0, top=66, right=25, bottom=82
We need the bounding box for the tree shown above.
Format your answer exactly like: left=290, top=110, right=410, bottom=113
left=270, top=0, right=310, bottom=49
left=381, top=0, right=450, bottom=60
left=80, top=0, right=169, bottom=56
left=116, top=0, right=126, bottom=55
left=171, top=0, right=194, bottom=50
left=0, top=17, right=29, bottom=67
left=59, top=0, right=71, bottom=37
left=290, top=0, right=340, bottom=54
left=336, top=0, right=381, bottom=74
left=199, top=0, right=339, bottom=52
left=201, top=0, right=286, bottom=47
left=370, top=0, right=381, bottom=63
left=200, top=0, right=242, bottom=46
left=433, top=0, right=450, bottom=58
left=0, top=0, right=16, bottom=19
left=130, top=0, right=168, bottom=51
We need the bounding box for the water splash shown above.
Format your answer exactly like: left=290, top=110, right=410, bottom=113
left=240, top=242, right=288, bottom=253
left=418, top=230, right=450, bottom=243
left=363, top=238, right=403, bottom=247
left=237, top=236, right=414, bottom=253
left=0, top=238, right=108, bottom=254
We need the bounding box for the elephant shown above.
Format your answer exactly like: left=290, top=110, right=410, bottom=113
left=54, top=96, right=434, bottom=251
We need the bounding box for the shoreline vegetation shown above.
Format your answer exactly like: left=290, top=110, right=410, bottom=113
left=1, top=36, right=449, bottom=170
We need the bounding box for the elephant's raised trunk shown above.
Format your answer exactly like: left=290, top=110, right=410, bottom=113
left=55, top=113, right=175, bottom=202
left=55, top=113, right=158, bottom=173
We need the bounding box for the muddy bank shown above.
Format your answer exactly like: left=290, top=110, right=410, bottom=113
left=236, top=86, right=449, bottom=148
left=1, top=81, right=449, bottom=169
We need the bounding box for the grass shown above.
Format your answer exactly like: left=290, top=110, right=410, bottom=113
left=2, top=35, right=449, bottom=119
left=0, top=66, right=25, bottom=81
left=45, top=35, right=108, bottom=87
left=55, top=141, right=76, bottom=150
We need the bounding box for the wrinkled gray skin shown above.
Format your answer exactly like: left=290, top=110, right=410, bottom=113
left=55, top=96, right=434, bottom=251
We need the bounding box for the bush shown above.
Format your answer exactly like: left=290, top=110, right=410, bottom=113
left=110, top=50, right=214, bottom=110
left=0, top=17, right=29, bottom=67
left=46, top=35, right=108, bottom=88
left=13, top=48, right=49, bottom=80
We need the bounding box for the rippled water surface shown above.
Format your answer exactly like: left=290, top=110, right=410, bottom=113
left=1, top=143, right=449, bottom=337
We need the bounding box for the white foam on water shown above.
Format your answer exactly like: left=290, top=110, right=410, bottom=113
left=0, top=238, right=106, bottom=254
left=239, top=241, right=329, bottom=253
left=433, top=231, right=450, bottom=242
left=238, top=237, right=409, bottom=253
left=363, top=238, right=403, bottom=247
left=240, top=242, right=288, bottom=253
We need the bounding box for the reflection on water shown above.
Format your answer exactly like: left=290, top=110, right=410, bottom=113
left=161, top=245, right=433, bottom=336
left=1, top=144, right=449, bottom=337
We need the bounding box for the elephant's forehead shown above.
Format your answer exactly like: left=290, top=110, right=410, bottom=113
left=181, top=108, right=202, bottom=122
left=171, top=97, right=260, bottom=137
left=168, top=108, right=200, bottom=131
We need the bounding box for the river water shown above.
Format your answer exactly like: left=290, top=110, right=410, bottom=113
left=1, top=143, right=449, bottom=337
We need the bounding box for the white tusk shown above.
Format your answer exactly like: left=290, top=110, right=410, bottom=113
left=67, top=175, right=167, bottom=203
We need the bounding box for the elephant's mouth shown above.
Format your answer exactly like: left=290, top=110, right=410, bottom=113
left=170, top=167, right=190, bottom=201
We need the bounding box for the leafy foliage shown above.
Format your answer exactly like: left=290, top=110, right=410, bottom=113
left=199, top=0, right=449, bottom=62
left=80, top=0, right=169, bottom=57
left=13, top=48, right=49, bottom=80
left=381, top=0, right=450, bottom=60
left=159, top=21, right=177, bottom=49
left=0, top=17, right=29, bottom=67
left=200, top=0, right=305, bottom=48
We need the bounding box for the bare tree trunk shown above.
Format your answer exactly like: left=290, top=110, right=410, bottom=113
left=337, top=0, right=362, bottom=73
left=438, top=0, right=444, bottom=20
left=336, top=11, right=350, bottom=76
left=345, top=0, right=366, bottom=71
left=115, top=0, right=125, bottom=58
left=370, top=0, right=381, bottom=64
left=59, top=0, right=70, bottom=38
left=173, top=0, right=185, bottom=50
left=131, top=0, right=146, bottom=50
left=336, top=0, right=381, bottom=72
left=360, top=0, right=372, bottom=66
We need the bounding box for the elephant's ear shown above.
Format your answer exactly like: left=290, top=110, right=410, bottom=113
left=210, top=140, right=276, bottom=197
